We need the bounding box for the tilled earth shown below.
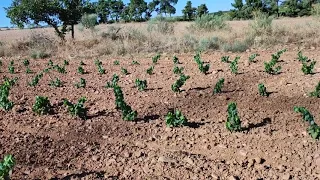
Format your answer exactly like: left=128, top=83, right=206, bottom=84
left=1, top=50, right=320, bottom=180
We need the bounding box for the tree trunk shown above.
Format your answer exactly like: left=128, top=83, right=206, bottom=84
left=71, top=24, right=75, bottom=39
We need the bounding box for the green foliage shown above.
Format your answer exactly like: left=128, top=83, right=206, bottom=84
left=121, top=67, right=129, bottom=75
left=0, top=78, right=17, bottom=111
left=32, top=96, right=51, bottom=115
left=173, top=55, right=179, bottom=64
left=294, top=106, right=320, bottom=139
left=0, top=154, right=15, bottom=180
left=113, top=60, right=120, bottom=65
left=49, top=78, right=62, bottom=87
left=53, top=65, right=66, bottom=74
left=146, top=66, right=154, bottom=75
left=191, top=14, right=227, bottom=31
left=64, top=59, right=69, bottom=66
left=75, top=78, right=86, bottom=88
left=63, top=97, right=87, bottom=120
left=264, top=49, right=286, bottom=75
left=172, top=74, right=190, bottom=93
left=8, top=61, right=14, bottom=74
left=258, top=83, right=268, bottom=97
left=182, top=1, right=196, bottom=21
left=297, top=51, right=309, bottom=62
left=26, top=67, right=32, bottom=74
left=132, top=60, right=140, bottom=65
left=80, top=13, right=97, bottom=30
left=0, top=60, right=2, bottom=66
left=310, top=82, right=320, bottom=98
left=105, top=74, right=119, bottom=88
left=302, top=61, right=316, bottom=75
left=213, top=78, right=224, bottom=94
left=226, top=102, right=241, bottom=132
left=6, top=0, right=89, bottom=40
left=23, top=59, right=30, bottom=66
left=97, top=64, right=106, bottom=74
left=308, top=124, right=320, bottom=140
left=29, top=73, right=43, bottom=87
left=147, top=16, right=175, bottom=35
left=221, top=56, right=230, bottom=63
left=194, top=52, right=210, bottom=74
left=229, top=56, right=239, bottom=74
left=80, top=61, right=85, bottom=66
left=152, top=53, right=161, bottom=64
left=113, top=85, right=137, bottom=121
left=173, top=66, right=184, bottom=75
left=294, top=107, right=314, bottom=123
left=48, top=60, right=54, bottom=67
left=249, top=53, right=260, bottom=63
left=135, top=79, right=148, bottom=91
left=77, top=66, right=85, bottom=74
left=165, top=110, right=188, bottom=127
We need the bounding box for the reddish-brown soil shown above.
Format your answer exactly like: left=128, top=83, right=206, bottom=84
left=1, top=50, right=320, bottom=180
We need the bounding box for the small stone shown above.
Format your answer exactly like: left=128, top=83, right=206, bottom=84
left=254, top=157, right=263, bottom=164
left=158, top=156, right=176, bottom=163
left=211, top=174, right=219, bottom=180
left=123, top=152, right=131, bottom=158
left=238, top=150, right=247, bottom=157
left=184, top=157, right=194, bottom=165
left=134, top=151, right=143, bottom=158
left=278, top=165, right=286, bottom=173
left=92, top=155, right=99, bottom=161
left=247, top=159, right=255, bottom=168
left=282, top=174, right=291, bottom=180
left=228, top=175, right=239, bottom=180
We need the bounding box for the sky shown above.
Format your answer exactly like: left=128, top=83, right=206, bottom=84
left=0, top=0, right=234, bottom=27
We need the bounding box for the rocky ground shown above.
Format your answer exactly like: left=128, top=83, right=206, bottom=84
left=0, top=49, right=320, bottom=179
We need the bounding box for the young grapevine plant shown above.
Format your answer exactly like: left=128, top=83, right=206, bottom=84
left=309, top=82, right=320, bottom=98
left=26, top=67, right=32, bottom=74
left=121, top=67, right=129, bottom=75
left=113, top=85, right=137, bottom=121
left=172, top=74, right=190, bottom=93
left=106, top=74, right=119, bottom=88
left=53, top=65, right=66, bottom=74
left=113, top=60, right=120, bottom=65
left=230, top=56, right=240, bottom=74
left=194, top=53, right=210, bottom=74
left=173, top=66, right=184, bottom=75
left=77, top=66, right=85, bottom=74
left=64, top=59, right=69, bottom=66
left=75, top=78, right=86, bottom=88
left=0, top=154, right=15, bottom=180
left=301, top=61, right=316, bottom=75
left=258, top=83, right=269, bottom=97
left=49, top=78, right=63, bottom=87
left=221, top=56, right=230, bottom=63
left=29, top=73, right=43, bottom=87
left=63, top=97, right=87, bottom=120
left=226, top=102, right=242, bottom=132
left=249, top=53, right=260, bottom=63
left=294, top=106, right=320, bottom=139
left=152, top=53, right=161, bottom=64
left=0, top=78, right=17, bottom=111
left=32, top=96, right=51, bottom=115
left=213, top=78, right=224, bottom=94
left=297, top=51, right=309, bottom=62
left=132, top=60, right=140, bottom=65
left=146, top=66, right=154, bottom=75
left=23, top=59, right=30, bottom=66
left=165, top=110, right=188, bottom=127
left=8, top=61, right=14, bottom=74
left=173, top=55, right=179, bottom=64
left=135, top=79, right=148, bottom=91
left=264, top=49, right=286, bottom=75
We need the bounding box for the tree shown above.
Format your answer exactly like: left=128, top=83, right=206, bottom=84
left=128, top=0, right=147, bottom=21
left=197, top=4, right=209, bottom=17
left=6, top=0, right=88, bottom=40
left=110, top=0, right=125, bottom=22
left=96, top=0, right=110, bottom=23
left=152, top=0, right=178, bottom=16
left=182, top=1, right=196, bottom=20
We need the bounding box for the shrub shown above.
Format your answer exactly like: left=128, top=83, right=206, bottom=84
left=63, top=97, right=87, bottom=120
left=0, top=154, right=15, bottom=180
left=250, top=11, right=273, bottom=37
left=190, top=14, right=227, bottom=31
left=165, top=110, right=188, bottom=127
left=32, top=96, right=51, bottom=115
left=80, top=14, right=98, bottom=31
left=147, top=16, right=175, bottom=34
left=226, top=102, right=241, bottom=132
left=213, top=78, right=224, bottom=94
left=222, top=40, right=251, bottom=53
left=197, top=37, right=220, bottom=51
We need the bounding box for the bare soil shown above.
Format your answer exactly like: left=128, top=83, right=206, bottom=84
left=1, top=50, right=320, bottom=179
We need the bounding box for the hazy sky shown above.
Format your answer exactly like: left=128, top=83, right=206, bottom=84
left=0, top=0, right=234, bottom=27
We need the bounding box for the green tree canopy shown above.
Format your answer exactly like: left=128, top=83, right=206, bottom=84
left=182, top=1, right=196, bottom=20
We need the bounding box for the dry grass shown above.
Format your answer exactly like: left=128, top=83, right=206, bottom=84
left=0, top=17, right=320, bottom=59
